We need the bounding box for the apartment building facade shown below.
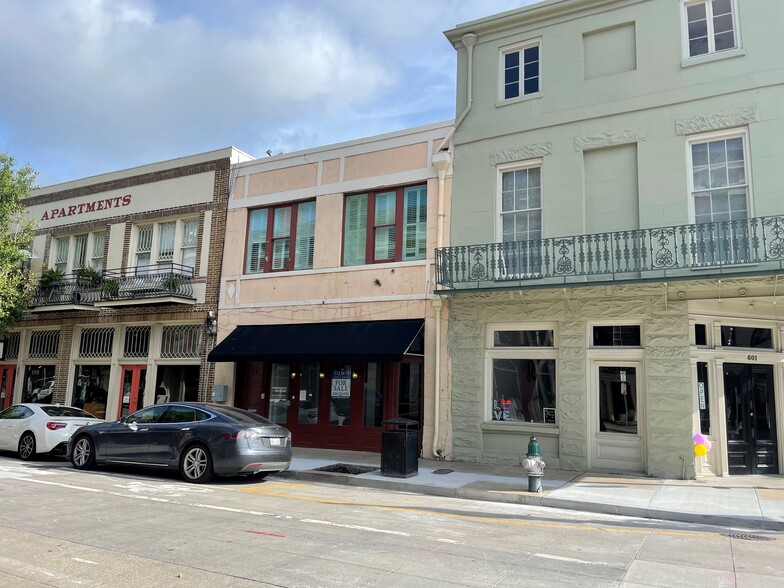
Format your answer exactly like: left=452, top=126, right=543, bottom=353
left=209, top=122, right=453, bottom=455
left=1, top=148, right=251, bottom=421
left=437, top=0, right=784, bottom=478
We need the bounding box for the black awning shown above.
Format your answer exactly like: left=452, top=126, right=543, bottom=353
left=208, top=319, right=424, bottom=363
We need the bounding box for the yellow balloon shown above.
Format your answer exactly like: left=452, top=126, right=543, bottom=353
left=694, top=443, right=708, bottom=456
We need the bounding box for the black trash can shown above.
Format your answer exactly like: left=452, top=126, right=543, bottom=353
left=381, top=417, right=419, bottom=478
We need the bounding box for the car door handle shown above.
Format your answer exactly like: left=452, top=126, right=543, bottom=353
left=138, top=428, right=149, bottom=432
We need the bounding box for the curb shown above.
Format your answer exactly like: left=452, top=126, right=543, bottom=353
left=276, top=470, right=784, bottom=532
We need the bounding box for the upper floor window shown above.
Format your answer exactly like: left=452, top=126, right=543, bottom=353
left=689, top=131, right=748, bottom=225
left=343, top=185, right=427, bottom=266
left=52, top=231, right=105, bottom=274
left=499, top=164, right=541, bottom=242
left=246, top=201, right=315, bottom=274
left=500, top=40, right=540, bottom=101
left=683, top=0, right=737, bottom=58
left=135, top=218, right=198, bottom=272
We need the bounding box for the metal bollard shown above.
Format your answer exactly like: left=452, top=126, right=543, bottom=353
left=522, top=434, right=546, bottom=493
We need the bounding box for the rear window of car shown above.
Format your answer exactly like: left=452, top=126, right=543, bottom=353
left=160, top=407, right=211, bottom=424
left=206, top=405, right=274, bottom=426
left=41, top=406, right=97, bottom=418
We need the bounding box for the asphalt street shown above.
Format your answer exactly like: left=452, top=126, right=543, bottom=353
left=0, top=454, right=782, bottom=587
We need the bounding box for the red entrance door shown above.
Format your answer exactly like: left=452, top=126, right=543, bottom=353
left=118, top=365, right=147, bottom=418
left=0, top=365, right=16, bottom=409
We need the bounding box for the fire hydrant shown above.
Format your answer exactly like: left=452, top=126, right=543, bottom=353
left=522, top=434, right=545, bottom=493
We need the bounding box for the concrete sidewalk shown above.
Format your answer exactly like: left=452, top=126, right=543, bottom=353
left=277, top=448, right=784, bottom=532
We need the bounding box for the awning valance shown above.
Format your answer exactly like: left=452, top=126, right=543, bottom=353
left=207, top=319, right=424, bottom=363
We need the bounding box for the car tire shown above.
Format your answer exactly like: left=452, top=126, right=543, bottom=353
left=71, top=435, right=97, bottom=470
left=179, top=443, right=214, bottom=484
left=18, top=432, right=36, bottom=461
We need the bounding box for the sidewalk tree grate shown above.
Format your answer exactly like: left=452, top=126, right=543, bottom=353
left=314, top=463, right=379, bottom=475
left=721, top=533, right=776, bottom=541
left=433, top=469, right=454, bottom=475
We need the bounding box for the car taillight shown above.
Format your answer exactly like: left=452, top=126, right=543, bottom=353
left=46, top=422, right=67, bottom=430
left=235, top=429, right=263, bottom=441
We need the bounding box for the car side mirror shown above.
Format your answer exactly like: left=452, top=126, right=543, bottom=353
left=118, top=416, right=127, bottom=424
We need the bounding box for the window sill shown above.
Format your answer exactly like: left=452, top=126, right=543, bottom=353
left=482, top=422, right=559, bottom=436
left=681, top=47, right=745, bottom=68
left=240, top=259, right=429, bottom=280
left=496, top=92, right=543, bottom=108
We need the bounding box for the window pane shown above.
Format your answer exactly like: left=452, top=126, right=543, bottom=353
left=403, top=185, right=427, bottom=260
left=494, top=330, right=554, bottom=347
left=374, top=226, right=396, bottom=260
left=246, top=209, right=268, bottom=273
left=375, top=192, right=396, bottom=226
left=593, top=325, right=641, bottom=346
left=137, top=226, right=153, bottom=253
left=271, top=238, right=290, bottom=270
left=697, top=361, right=711, bottom=435
left=294, top=201, right=316, bottom=270
left=73, top=234, right=88, bottom=268
left=523, top=77, right=539, bottom=95
left=273, top=207, right=292, bottom=239
left=158, top=223, right=176, bottom=261
left=689, top=37, right=709, bottom=56
left=714, top=30, right=735, bottom=51
left=182, top=219, right=198, bottom=247
left=298, top=363, right=320, bottom=425
left=598, top=367, right=637, bottom=434
left=720, top=326, right=773, bottom=349
left=363, top=362, right=384, bottom=427
left=343, top=194, right=368, bottom=266
left=687, top=2, right=706, bottom=20
left=492, top=358, right=556, bottom=424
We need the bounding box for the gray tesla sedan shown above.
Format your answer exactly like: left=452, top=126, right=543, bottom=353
left=67, top=402, right=291, bottom=483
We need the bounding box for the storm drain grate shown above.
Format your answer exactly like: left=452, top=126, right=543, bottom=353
left=722, top=533, right=776, bottom=541
left=433, top=469, right=454, bottom=475
left=314, top=463, right=379, bottom=475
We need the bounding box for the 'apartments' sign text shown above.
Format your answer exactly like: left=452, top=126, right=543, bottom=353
left=41, top=194, right=132, bottom=221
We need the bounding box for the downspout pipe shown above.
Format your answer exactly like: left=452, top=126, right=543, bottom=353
left=431, top=31, right=476, bottom=459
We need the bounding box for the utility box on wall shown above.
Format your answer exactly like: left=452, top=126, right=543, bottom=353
left=211, top=384, right=228, bottom=403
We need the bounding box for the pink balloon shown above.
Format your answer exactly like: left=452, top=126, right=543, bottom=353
left=704, top=438, right=712, bottom=451
left=693, top=433, right=707, bottom=445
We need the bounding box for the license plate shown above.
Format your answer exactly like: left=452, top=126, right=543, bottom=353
left=270, top=437, right=283, bottom=447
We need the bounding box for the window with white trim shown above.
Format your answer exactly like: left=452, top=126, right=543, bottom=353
left=486, top=325, right=557, bottom=425
left=500, top=40, right=540, bottom=101
left=683, top=0, right=738, bottom=58
left=51, top=231, right=105, bottom=274
left=134, top=218, right=199, bottom=272
left=500, top=164, right=542, bottom=242
left=689, top=131, right=749, bottom=225
left=245, top=200, right=316, bottom=274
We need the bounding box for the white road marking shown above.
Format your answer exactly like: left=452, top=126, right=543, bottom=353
left=11, top=478, right=102, bottom=493
left=301, top=518, right=411, bottom=537
left=71, top=558, right=97, bottom=565
left=113, top=481, right=213, bottom=497
left=534, top=553, right=610, bottom=566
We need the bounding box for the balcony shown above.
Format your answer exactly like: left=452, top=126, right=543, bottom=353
left=94, top=263, right=195, bottom=307
left=30, top=263, right=196, bottom=310
left=435, top=215, right=784, bottom=292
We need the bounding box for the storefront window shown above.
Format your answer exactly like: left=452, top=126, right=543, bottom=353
left=155, top=365, right=199, bottom=404
left=298, top=362, right=319, bottom=424
left=492, top=359, right=556, bottom=423
left=720, top=326, right=773, bottom=349
left=22, top=365, right=56, bottom=403
left=697, top=362, right=710, bottom=435
left=363, top=363, right=384, bottom=427
left=72, top=365, right=110, bottom=419
left=330, top=365, right=351, bottom=426
left=398, top=362, right=421, bottom=425
left=269, top=363, right=289, bottom=425
left=598, top=366, right=637, bottom=434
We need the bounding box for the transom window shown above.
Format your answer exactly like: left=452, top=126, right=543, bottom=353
left=690, top=133, right=748, bottom=224
left=500, top=165, right=542, bottom=242
left=343, top=185, right=427, bottom=266
left=246, top=201, right=315, bottom=273
left=486, top=324, right=556, bottom=426
left=135, top=218, right=199, bottom=272
left=683, top=0, right=737, bottom=58
left=501, top=40, right=540, bottom=100
left=52, top=231, right=105, bottom=274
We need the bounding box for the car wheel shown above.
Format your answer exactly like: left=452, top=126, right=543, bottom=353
left=180, top=444, right=214, bottom=484
left=18, top=432, right=36, bottom=461
left=71, top=435, right=96, bottom=470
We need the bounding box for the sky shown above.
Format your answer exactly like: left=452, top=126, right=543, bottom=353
left=0, top=0, right=537, bottom=187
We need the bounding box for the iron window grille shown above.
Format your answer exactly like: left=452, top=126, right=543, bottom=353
left=4, top=332, right=20, bottom=360
left=124, top=326, right=151, bottom=358
left=160, top=325, right=201, bottom=359
left=78, top=328, right=115, bottom=358
left=28, top=330, right=60, bottom=359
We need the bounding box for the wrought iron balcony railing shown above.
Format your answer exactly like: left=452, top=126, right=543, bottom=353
left=31, top=274, right=102, bottom=306
left=435, top=215, right=784, bottom=290
left=30, top=263, right=196, bottom=307
left=100, top=263, right=194, bottom=301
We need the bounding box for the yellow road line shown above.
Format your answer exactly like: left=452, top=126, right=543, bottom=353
left=240, top=485, right=784, bottom=541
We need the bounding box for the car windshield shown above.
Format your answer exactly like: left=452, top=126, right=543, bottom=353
left=206, top=405, right=275, bottom=426
left=41, top=406, right=98, bottom=418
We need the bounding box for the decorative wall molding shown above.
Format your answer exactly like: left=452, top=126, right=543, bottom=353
left=490, top=142, right=552, bottom=165
left=675, top=106, right=759, bottom=135
left=574, top=128, right=646, bottom=151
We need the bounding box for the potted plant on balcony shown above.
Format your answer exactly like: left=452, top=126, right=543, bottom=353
left=74, top=266, right=101, bottom=288
left=101, top=278, right=120, bottom=299
left=161, top=274, right=181, bottom=293
left=38, top=267, right=65, bottom=302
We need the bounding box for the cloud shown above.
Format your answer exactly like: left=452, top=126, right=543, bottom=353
left=0, top=0, right=533, bottom=185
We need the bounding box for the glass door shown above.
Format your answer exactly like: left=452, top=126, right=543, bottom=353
left=724, top=363, right=778, bottom=475
left=118, top=365, right=147, bottom=418
left=268, top=363, right=290, bottom=425
left=0, top=366, right=16, bottom=409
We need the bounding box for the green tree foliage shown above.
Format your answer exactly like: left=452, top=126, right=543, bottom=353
left=0, top=152, right=37, bottom=334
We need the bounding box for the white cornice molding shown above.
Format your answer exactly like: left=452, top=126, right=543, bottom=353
left=574, top=128, right=646, bottom=151
left=490, top=142, right=552, bottom=165
left=675, top=106, right=759, bottom=136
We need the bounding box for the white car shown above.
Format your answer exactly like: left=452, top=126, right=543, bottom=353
left=0, top=404, right=100, bottom=460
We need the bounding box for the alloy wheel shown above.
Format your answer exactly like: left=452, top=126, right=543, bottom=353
left=73, top=438, right=91, bottom=467
left=183, top=447, right=208, bottom=480
left=19, top=434, right=34, bottom=460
